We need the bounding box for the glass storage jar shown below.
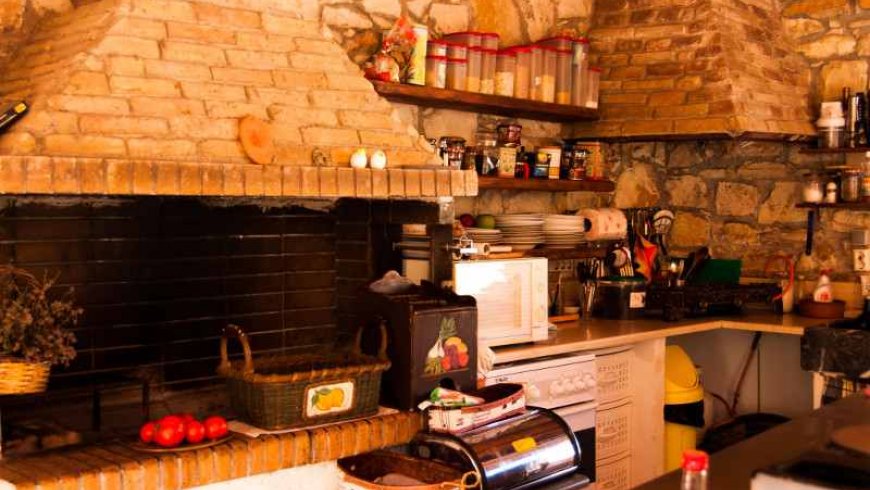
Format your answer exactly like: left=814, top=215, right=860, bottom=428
left=803, top=172, right=824, bottom=203
left=444, top=32, right=482, bottom=48
left=446, top=58, right=467, bottom=91
left=445, top=42, right=467, bottom=61
left=466, top=46, right=483, bottom=92
left=841, top=169, right=861, bottom=202
left=480, top=48, right=496, bottom=94
left=585, top=67, right=601, bottom=108
left=425, top=55, right=447, bottom=88
left=529, top=45, right=544, bottom=101
left=541, top=47, right=557, bottom=103
left=556, top=49, right=572, bottom=105
left=514, top=46, right=531, bottom=99
left=571, top=38, right=589, bottom=106
left=427, top=40, right=448, bottom=57
left=481, top=32, right=500, bottom=50
left=495, top=49, right=516, bottom=97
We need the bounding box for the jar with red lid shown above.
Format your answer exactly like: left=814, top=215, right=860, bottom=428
left=495, top=50, right=516, bottom=97
left=514, top=46, right=531, bottom=99
left=425, top=55, right=447, bottom=88
left=555, top=49, right=572, bottom=104
left=571, top=38, right=590, bottom=106
left=480, top=32, right=500, bottom=50
left=467, top=46, right=483, bottom=92
left=443, top=31, right=482, bottom=48
left=445, top=42, right=467, bottom=61
left=537, top=36, right=574, bottom=51
left=529, top=45, right=544, bottom=101
left=446, top=58, right=467, bottom=91
left=540, top=46, right=557, bottom=103
left=585, top=66, right=601, bottom=108
left=427, top=40, right=448, bottom=57
left=480, top=48, right=496, bottom=94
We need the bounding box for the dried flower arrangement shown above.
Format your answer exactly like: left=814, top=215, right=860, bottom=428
left=0, top=265, right=79, bottom=367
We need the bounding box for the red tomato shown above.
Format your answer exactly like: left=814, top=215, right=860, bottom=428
left=159, top=415, right=187, bottom=440
left=203, top=416, right=228, bottom=440
left=153, top=422, right=184, bottom=448
left=186, top=420, right=206, bottom=444
left=179, top=413, right=196, bottom=423
left=139, top=421, right=156, bottom=444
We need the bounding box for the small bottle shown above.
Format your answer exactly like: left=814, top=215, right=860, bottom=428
left=813, top=269, right=833, bottom=303
left=824, top=180, right=838, bottom=203
left=681, top=450, right=709, bottom=490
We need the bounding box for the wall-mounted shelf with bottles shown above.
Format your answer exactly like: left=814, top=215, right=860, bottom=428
left=478, top=176, right=615, bottom=193
left=371, top=81, right=599, bottom=123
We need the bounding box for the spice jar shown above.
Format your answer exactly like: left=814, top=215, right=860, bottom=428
left=425, top=55, right=447, bottom=88
left=427, top=40, right=448, bottom=57
left=585, top=67, right=601, bottom=108
left=496, top=124, right=522, bottom=146
left=530, top=45, right=544, bottom=101
left=480, top=48, right=496, bottom=94
left=540, top=47, right=557, bottom=103
left=803, top=172, right=824, bottom=203
left=495, top=49, right=516, bottom=97
left=473, top=131, right=498, bottom=176
left=841, top=168, right=862, bottom=202
left=555, top=49, right=572, bottom=105
left=575, top=142, right=604, bottom=180
left=568, top=145, right=588, bottom=180
left=446, top=42, right=467, bottom=61
left=571, top=38, right=589, bottom=106
left=481, top=32, right=500, bottom=50
left=467, top=46, right=483, bottom=92
left=446, top=58, right=467, bottom=91
left=440, top=136, right=466, bottom=169
left=514, top=46, right=531, bottom=99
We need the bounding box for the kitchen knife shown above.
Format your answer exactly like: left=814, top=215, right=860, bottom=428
left=0, top=101, right=29, bottom=133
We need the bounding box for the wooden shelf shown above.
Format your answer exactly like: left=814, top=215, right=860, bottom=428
left=799, top=147, right=870, bottom=154
left=371, top=81, right=599, bottom=123
left=796, top=202, right=870, bottom=210
left=478, top=176, right=615, bottom=192
left=525, top=246, right=610, bottom=260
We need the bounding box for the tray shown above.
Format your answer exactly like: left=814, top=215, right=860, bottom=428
left=129, top=434, right=233, bottom=453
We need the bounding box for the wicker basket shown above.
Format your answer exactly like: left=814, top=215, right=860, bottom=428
left=338, top=450, right=480, bottom=489
left=218, top=324, right=391, bottom=430
left=0, top=358, right=49, bottom=395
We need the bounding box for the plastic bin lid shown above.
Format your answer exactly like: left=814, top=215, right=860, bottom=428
left=665, top=345, right=704, bottom=404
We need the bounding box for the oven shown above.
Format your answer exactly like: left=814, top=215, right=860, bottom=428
left=483, top=353, right=598, bottom=483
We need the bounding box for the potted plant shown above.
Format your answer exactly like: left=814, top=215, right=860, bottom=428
left=0, top=264, right=80, bottom=395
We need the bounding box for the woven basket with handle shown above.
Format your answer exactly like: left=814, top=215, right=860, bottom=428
left=218, top=323, right=391, bottom=430
left=0, top=265, right=51, bottom=395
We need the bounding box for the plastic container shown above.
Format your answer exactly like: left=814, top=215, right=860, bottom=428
left=592, top=277, right=647, bottom=319
left=467, top=46, right=483, bottom=92
left=427, top=39, right=448, bottom=57
left=572, top=38, right=589, bottom=106
left=495, top=50, right=516, bottom=97
left=514, top=46, right=531, bottom=99
left=555, top=49, right=572, bottom=105
left=480, top=48, right=496, bottom=94
left=585, top=66, right=601, bottom=108
left=538, top=36, right=574, bottom=51
left=446, top=58, right=467, bottom=91
left=541, top=47, right=557, bottom=103
left=529, top=45, right=544, bottom=101
left=425, top=55, right=447, bottom=88
left=443, top=31, right=482, bottom=48
left=445, top=42, right=467, bottom=61
left=481, top=32, right=500, bottom=50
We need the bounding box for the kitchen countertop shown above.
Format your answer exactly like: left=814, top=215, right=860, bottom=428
left=633, top=394, right=870, bottom=490
left=492, top=312, right=827, bottom=363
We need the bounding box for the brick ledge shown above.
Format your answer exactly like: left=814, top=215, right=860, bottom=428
left=0, top=411, right=422, bottom=490
left=0, top=156, right=479, bottom=198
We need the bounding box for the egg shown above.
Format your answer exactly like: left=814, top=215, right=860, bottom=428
left=370, top=150, right=387, bottom=169
left=350, top=149, right=368, bottom=169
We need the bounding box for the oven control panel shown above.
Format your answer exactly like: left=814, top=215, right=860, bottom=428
left=484, top=354, right=597, bottom=409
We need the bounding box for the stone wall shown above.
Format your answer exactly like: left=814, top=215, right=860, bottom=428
left=783, top=0, right=870, bottom=107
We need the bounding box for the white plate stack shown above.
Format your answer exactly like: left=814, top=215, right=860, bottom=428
left=466, top=227, right=503, bottom=244
left=495, top=214, right=545, bottom=251
left=544, top=214, right=586, bottom=249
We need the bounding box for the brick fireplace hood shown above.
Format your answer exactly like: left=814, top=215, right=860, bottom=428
left=0, top=0, right=477, bottom=199
left=573, top=0, right=817, bottom=141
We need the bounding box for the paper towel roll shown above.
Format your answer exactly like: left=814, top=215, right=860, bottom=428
left=576, top=208, right=628, bottom=241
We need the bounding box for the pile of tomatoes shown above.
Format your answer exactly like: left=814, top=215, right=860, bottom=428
left=139, top=414, right=229, bottom=448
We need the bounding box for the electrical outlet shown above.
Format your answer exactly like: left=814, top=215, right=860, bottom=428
left=860, top=274, right=870, bottom=297
left=854, top=248, right=870, bottom=272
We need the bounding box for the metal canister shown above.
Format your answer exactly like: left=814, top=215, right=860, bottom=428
left=408, top=24, right=429, bottom=85
left=574, top=141, right=604, bottom=180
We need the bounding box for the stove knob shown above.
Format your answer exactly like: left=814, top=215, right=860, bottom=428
left=549, top=381, right=564, bottom=396
left=526, top=384, right=541, bottom=401
left=572, top=376, right=586, bottom=390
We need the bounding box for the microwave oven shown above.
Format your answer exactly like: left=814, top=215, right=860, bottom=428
left=452, top=257, right=549, bottom=347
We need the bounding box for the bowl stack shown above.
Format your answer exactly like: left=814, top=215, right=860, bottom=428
left=495, top=214, right=545, bottom=251
left=543, top=214, right=586, bottom=249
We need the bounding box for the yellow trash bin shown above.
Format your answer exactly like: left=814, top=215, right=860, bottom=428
left=664, top=345, right=705, bottom=472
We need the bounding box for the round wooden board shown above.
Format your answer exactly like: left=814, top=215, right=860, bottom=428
left=238, top=116, right=275, bottom=165
left=129, top=435, right=233, bottom=453
left=831, top=425, right=870, bottom=455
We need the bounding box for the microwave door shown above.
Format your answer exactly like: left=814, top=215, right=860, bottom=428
left=454, top=261, right=532, bottom=343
